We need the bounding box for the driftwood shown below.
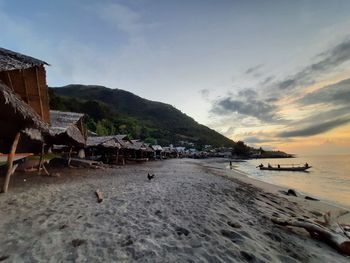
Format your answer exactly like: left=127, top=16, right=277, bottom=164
left=272, top=210, right=350, bottom=255
left=95, top=189, right=103, bottom=203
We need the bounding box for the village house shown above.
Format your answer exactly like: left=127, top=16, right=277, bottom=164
left=0, top=47, right=50, bottom=123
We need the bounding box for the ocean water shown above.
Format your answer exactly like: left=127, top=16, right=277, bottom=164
left=232, top=154, right=350, bottom=209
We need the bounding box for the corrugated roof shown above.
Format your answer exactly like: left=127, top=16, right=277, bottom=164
left=0, top=47, right=49, bottom=71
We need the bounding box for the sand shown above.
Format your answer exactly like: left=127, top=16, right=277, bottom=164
left=0, top=158, right=349, bottom=262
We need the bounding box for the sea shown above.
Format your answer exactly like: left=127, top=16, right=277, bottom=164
left=231, top=154, right=350, bottom=210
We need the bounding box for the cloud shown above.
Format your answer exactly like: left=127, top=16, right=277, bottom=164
left=96, top=3, right=142, bottom=36
left=245, top=64, right=263, bottom=75
left=261, top=75, right=275, bottom=85
left=244, top=136, right=270, bottom=144
left=298, top=78, right=350, bottom=106
left=276, top=39, right=350, bottom=90
left=211, top=96, right=279, bottom=122
left=199, top=88, right=210, bottom=99
left=278, top=117, right=350, bottom=137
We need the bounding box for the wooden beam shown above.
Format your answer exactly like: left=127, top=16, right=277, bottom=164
left=38, top=143, right=45, bottom=175
left=35, top=67, right=44, bottom=119
left=2, top=132, right=21, bottom=193
left=21, top=70, right=29, bottom=103
left=6, top=72, right=14, bottom=91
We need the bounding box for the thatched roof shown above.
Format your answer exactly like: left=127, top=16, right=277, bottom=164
left=0, top=47, right=49, bottom=72
left=0, top=80, right=49, bottom=141
left=48, top=110, right=85, bottom=147
left=152, top=145, right=163, bottom=151
left=89, top=134, right=131, bottom=149
left=128, top=140, right=154, bottom=152
left=86, top=136, right=121, bottom=149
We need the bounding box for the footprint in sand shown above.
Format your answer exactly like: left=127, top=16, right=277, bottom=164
left=220, top=229, right=243, bottom=243
left=175, top=226, right=190, bottom=236
left=71, top=239, right=86, bottom=247
left=227, top=221, right=241, bottom=228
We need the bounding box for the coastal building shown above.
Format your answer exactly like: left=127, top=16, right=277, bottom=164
left=0, top=81, right=49, bottom=192
left=127, top=140, right=154, bottom=162
left=0, top=47, right=50, bottom=123
left=48, top=110, right=86, bottom=148
left=86, top=136, right=121, bottom=164
left=151, top=145, right=163, bottom=159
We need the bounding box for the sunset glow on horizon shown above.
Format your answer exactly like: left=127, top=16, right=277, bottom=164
left=2, top=0, right=350, bottom=155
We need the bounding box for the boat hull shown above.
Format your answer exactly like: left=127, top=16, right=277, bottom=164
left=259, top=166, right=311, bottom=171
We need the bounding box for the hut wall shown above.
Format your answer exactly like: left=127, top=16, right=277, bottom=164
left=0, top=65, right=50, bottom=123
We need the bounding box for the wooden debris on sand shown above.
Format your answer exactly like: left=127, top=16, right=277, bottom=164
left=69, top=158, right=105, bottom=169
left=95, top=189, right=103, bottom=203
left=272, top=210, right=350, bottom=255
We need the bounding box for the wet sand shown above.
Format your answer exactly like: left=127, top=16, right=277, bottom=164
left=0, top=158, right=349, bottom=262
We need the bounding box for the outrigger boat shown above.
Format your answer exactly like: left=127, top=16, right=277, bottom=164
left=257, top=164, right=311, bottom=172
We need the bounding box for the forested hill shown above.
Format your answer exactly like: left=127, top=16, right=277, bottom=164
left=50, top=84, right=235, bottom=148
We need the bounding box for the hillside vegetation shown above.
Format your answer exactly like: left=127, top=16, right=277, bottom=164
left=49, top=85, right=235, bottom=149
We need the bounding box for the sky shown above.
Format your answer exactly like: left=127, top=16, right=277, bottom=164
left=2, top=0, right=350, bottom=155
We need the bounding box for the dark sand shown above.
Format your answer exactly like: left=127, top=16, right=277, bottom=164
left=0, top=158, right=349, bottom=262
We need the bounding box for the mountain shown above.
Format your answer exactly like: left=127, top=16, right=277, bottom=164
left=49, top=84, right=235, bottom=148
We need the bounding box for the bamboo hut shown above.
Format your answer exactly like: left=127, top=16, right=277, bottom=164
left=86, top=135, right=132, bottom=164
left=48, top=110, right=86, bottom=148
left=0, top=47, right=50, bottom=123
left=151, top=145, right=163, bottom=160
left=0, top=80, right=49, bottom=192
left=126, top=140, right=154, bottom=162
left=86, top=136, right=121, bottom=164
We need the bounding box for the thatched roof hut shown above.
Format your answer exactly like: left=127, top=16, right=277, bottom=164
left=0, top=47, right=50, bottom=123
left=48, top=110, right=86, bottom=147
left=86, top=136, right=121, bottom=149
left=1, top=80, right=50, bottom=193
left=0, top=80, right=48, bottom=150
left=152, top=145, right=163, bottom=152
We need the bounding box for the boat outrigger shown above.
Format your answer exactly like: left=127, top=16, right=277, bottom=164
left=257, top=163, right=311, bottom=172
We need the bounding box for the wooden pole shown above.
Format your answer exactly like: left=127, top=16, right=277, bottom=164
left=2, top=132, right=21, bottom=193
left=38, top=143, right=45, bottom=175
left=67, top=147, right=73, bottom=167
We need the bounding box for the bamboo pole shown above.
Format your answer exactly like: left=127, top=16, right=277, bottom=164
left=67, top=147, right=73, bottom=166
left=2, top=132, right=21, bottom=193
left=38, top=143, right=45, bottom=175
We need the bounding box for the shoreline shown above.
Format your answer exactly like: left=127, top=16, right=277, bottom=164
left=203, top=158, right=350, bottom=224
left=229, top=157, right=350, bottom=213
left=0, top=158, right=349, bottom=262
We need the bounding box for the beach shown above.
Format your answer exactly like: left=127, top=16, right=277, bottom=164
left=0, top=158, right=349, bottom=262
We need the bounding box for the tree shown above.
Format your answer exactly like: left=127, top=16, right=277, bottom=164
left=232, top=141, right=250, bottom=156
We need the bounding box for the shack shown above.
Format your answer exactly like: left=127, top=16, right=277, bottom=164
left=152, top=145, right=163, bottom=160
left=0, top=47, right=50, bottom=123
left=0, top=80, right=49, bottom=192
left=86, top=136, right=121, bottom=164
left=126, top=140, right=154, bottom=162
left=48, top=110, right=86, bottom=148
